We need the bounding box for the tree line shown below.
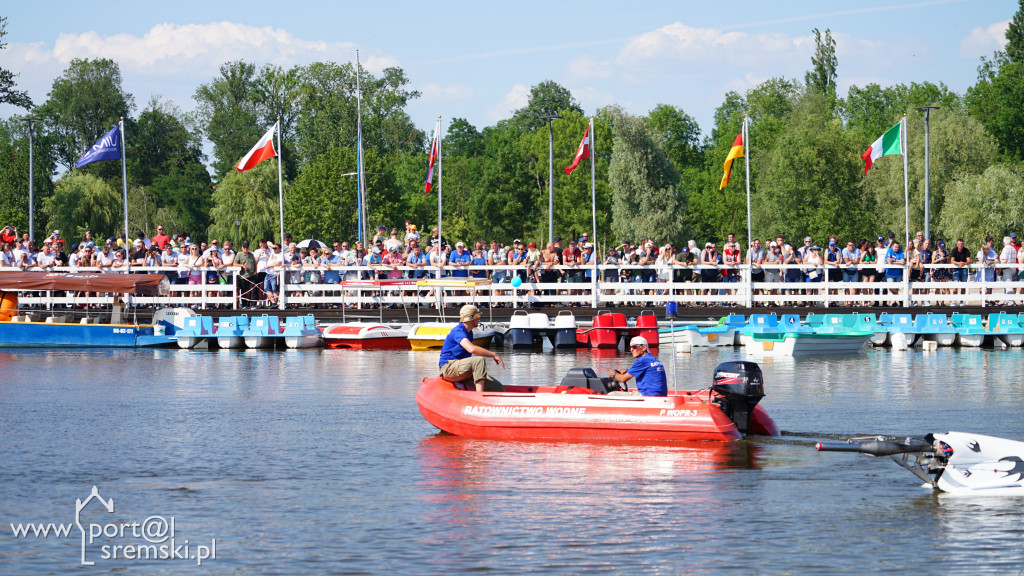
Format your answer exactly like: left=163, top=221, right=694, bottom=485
left=2, top=4, right=1024, bottom=251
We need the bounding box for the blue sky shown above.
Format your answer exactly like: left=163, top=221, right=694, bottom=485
left=0, top=0, right=1016, bottom=140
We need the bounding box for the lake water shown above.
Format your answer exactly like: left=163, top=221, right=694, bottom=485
left=2, top=344, right=1024, bottom=575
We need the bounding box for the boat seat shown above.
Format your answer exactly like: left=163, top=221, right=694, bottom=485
left=558, top=367, right=612, bottom=395
left=46, top=316, right=67, bottom=324
left=441, top=374, right=505, bottom=392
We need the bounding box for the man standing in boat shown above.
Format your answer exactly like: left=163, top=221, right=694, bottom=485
left=439, top=304, right=504, bottom=392
left=608, top=336, right=667, bottom=396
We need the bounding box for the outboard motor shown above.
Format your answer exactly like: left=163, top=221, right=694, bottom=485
left=711, top=361, right=765, bottom=434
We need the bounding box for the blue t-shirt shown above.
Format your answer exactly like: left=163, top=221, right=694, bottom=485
left=885, top=247, right=904, bottom=279
left=627, top=353, right=667, bottom=397
left=470, top=256, right=487, bottom=278
left=450, top=250, right=472, bottom=278
left=406, top=252, right=427, bottom=278
left=323, top=254, right=341, bottom=283
left=438, top=323, right=473, bottom=367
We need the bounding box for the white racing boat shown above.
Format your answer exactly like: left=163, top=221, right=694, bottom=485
left=817, top=431, right=1024, bottom=495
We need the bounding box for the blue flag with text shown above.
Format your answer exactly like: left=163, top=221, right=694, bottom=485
left=75, top=124, right=121, bottom=168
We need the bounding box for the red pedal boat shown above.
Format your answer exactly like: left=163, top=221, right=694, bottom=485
left=416, top=361, right=778, bottom=442
left=322, top=322, right=411, bottom=350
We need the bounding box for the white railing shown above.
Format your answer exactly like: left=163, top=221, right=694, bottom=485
left=1, top=263, right=1023, bottom=310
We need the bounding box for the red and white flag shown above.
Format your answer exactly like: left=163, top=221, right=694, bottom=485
left=236, top=124, right=278, bottom=172
left=564, top=124, right=590, bottom=175
left=425, top=123, right=439, bottom=193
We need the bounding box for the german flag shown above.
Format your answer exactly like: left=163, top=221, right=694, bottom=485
left=719, top=132, right=744, bottom=190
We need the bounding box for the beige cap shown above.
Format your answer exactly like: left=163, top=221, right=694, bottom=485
left=459, top=304, right=481, bottom=322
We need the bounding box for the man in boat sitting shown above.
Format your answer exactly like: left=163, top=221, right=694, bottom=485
left=608, top=336, right=667, bottom=396
left=439, top=304, right=505, bottom=392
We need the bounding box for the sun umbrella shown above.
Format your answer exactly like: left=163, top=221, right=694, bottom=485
left=296, top=239, right=325, bottom=249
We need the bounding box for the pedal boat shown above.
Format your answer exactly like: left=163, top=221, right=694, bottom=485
left=416, top=361, right=779, bottom=442
left=322, top=322, right=411, bottom=350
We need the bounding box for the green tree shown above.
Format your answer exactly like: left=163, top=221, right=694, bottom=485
left=511, top=80, right=582, bottom=129
left=128, top=98, right=213, bottom=236
left=805, top=28, right=838, bottom=103
left=193, top=61, right=262, bottom=178
left=646, top=104, right=702, bottom=172
left=34, top=58, right=135, bottom=171
left=0, top=16, right=32, bottom=109
left=967, top=57, right=1024, bottom=159
left=606, top=107, right=683, bottom=245
left=43, top=171, right=122, bottom=240
left=0, top=119, right=56, bottom=237
left=208, top=161, right=284, bottom=244
left=466, top=121, right=534, bottom=241
left=1006, top=0, right=1024, bottom=64
left=844, top=81, right=962, bottom=142
left=863, top=107, right=997, bottom=240
left=294, top=62, right=423, bottom=165
left=687, top=79, right=800, bottom=245
left=755, top=92, right=866, bottom=243
left=445, top=118, right=484, bottom=157
left=938, top=163, right=1024, bottom=246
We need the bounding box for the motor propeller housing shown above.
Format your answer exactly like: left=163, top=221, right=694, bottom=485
left=711, top=361, right=765, bottom=434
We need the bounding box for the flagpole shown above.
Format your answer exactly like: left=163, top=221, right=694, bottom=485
left=436, top=117, right=443, bottom=277
left=276, top=118, right=286, bottom=311
left=589, top=116, right=598, bottom=309
left=903, top=114, right=909, bottom=250
left=119, top=118, right=129, bottom=245
left=743, top=115, right=751, bottom=248
left=356, top=50, right=367, bottom=244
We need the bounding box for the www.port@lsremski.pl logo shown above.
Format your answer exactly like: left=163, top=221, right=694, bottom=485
left=9, top=485, right=217, bottom=566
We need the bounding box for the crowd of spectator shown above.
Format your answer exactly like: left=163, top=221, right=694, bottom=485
left=3, top=221, right=1023, bottom=308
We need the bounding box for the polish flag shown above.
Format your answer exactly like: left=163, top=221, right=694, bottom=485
left=564, top=124, right=590, bottom=175
left=237, top=124, right=278, bottom=172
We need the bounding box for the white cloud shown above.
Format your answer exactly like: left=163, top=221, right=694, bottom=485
left=46, top=22, right=396, bottom=74
left=486, top=84, right=530, bottom=122
left=619, top=22, right=811, bottom=67
left=0, top=22, right=399, bottom=117
left=960, top=20, right=1009, bottom=59
left=421, top=83, right=474, bottom=102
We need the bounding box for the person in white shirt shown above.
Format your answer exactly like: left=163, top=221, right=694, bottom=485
left=36, top=242, right=56, bottom=271
left=487, top=241, right=507, bottom=283
left=263, top=243, right=283, bottom=307
left=999, top=236, right=1017, bottom=282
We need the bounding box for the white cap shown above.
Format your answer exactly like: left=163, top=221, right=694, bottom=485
left=584, top=242, right=593, bottom=249
left=629, top=336, right=648, bottom=348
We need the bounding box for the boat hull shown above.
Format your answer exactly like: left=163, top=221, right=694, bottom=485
left=408, top=323, right=495, bottom=351
left=415, top=377, right=778, bottom=442
left=744, top=333, right=871, bottom=356
left=245, top=336, right=278, bottom=349
left=956, top=333, right=986, bottom=348
left=176, top=336, right=205, bottom=349
left=0, top=321, right=171, bottom=348
left=285, top=334, right=322, bottom=349
left=217, top=336, right=245, bottom=349
left=916, top=333, right=956, bottom=347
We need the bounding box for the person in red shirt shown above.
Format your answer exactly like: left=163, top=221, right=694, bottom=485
left=1, top=225, right=17, bottom=244
left=151, top=225, right=171, bottom=250
left=561, top=239, right=584, bottom=299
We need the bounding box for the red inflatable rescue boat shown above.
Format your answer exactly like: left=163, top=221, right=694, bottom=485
left=416, top=361, right=778, bottom=442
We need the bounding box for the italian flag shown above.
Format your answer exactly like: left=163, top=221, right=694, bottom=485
left=861, top=121, right=902, bottom=174
left=237, top=124, right=278, bottom=172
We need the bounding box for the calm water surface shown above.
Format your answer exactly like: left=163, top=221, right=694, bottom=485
left=1, top=344, right=1024, bottom=575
